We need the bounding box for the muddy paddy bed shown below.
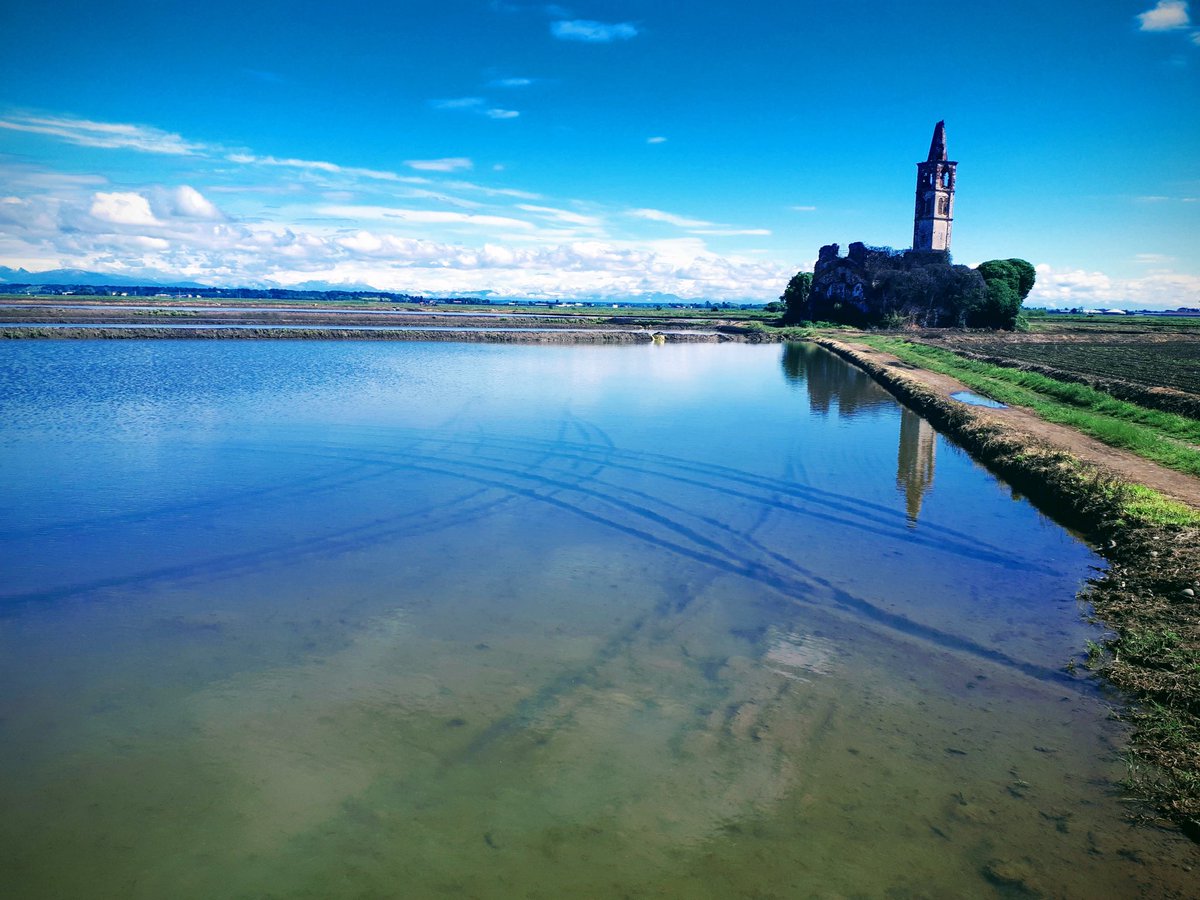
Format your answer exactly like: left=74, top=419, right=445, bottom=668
left=1, top=340, right=1196, bottom=897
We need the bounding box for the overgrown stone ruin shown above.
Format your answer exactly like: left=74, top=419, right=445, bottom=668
left=794, top=121, right=1029, bottom=329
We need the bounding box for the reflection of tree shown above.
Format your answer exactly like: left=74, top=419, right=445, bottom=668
left=779, top=344, right=892, bottom=416
left=780, top=343, right=807, bottom=385
left=896, top=407, right=936, bottom=525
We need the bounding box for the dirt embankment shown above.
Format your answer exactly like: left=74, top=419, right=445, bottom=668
left=816, top=336, right=1200, bottom=837
left=910, top=333, right=1200, bottom=420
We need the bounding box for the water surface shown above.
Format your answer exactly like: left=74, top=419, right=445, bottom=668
left=0, top=340, right=1194, bottom=897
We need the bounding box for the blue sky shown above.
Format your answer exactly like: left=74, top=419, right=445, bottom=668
left=1, top=0, right=1197, bottom=306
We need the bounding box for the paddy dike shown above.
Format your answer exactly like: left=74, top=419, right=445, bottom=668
left=0, top=299, right=781, bottom=342
left=818, top=335, right=1200, bottom=837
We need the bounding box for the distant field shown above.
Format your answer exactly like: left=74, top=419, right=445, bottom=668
left=1029, top=314, right=1200, bottom=335
left=948, top=339, right=1200, bottom=394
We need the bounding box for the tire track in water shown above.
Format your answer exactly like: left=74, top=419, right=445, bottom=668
left=0, top=412, right=609, bottom=612
left=313, top=430, right=1048, bottom=575
left=286, top=440, right=1080, bottom=687
left=4, top=418, right=1079, bottom=685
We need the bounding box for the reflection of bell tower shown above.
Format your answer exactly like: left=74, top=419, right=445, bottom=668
left=897, top=408, right=936, bottom=524
left=913, top=120, right=956, bottom=252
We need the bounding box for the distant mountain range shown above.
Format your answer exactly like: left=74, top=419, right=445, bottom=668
left=0, top=267, right=732, bottom=306
left=0, top=266, right=209, bottom=289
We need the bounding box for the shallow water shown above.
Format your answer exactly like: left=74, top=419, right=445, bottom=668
left=0, top=340, right=1195, bottom=897
left=951, top=390, right=1009, bottom=409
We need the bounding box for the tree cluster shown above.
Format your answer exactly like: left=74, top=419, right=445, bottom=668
left=778, top=253, right=1035, bottom=330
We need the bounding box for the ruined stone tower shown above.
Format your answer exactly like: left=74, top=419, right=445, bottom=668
left=912, top=120, right=956, bottom=252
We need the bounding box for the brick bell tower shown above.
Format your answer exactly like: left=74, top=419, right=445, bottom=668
left=912, top=120, right=956, bottom=252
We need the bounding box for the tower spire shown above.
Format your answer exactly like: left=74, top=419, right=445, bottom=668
left=913, top=121, right=956, bottom=252
left=927, top=120, right=947, bottom=161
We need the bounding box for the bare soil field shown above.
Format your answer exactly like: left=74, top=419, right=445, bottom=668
left=912, top=321, right=1200, bottom=417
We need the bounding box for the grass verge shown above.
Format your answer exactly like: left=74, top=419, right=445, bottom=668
left=857, top=336, right=1200, bottom=478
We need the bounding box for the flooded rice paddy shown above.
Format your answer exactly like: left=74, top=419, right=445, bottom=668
left=0, top=340, right=1196, bottom=897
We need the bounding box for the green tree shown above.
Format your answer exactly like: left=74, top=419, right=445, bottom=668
left=1006, top=258, right=1036, bottom=298
left=879, top=264, right=986, bottom=327
left=780, top=271, right=812, bottom=323
left=973, top=258, right=1035, bottom=328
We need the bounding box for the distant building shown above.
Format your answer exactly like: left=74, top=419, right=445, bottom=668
left=912, top=120, right=956, bottom=252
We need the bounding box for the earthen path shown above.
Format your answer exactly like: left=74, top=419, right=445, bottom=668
left=825, top=337, right=1200, bottom=510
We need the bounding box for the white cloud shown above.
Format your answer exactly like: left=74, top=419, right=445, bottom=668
left=90, top=191, right=161, bottom=226
left=551, top=20, right=639, bottom=42
left=517, top=204, right=603, bottom=226
left=628, top=208, right=715, bottom=228
left=430, top=97, right=485, bottom=110
left=1137, top=1, right=1190, bottom=30
left=1030, top=262, right=1200, bottom=309
left=1135, top=194, right=1171, bottom=202
left=0, top=113, right=208, bottom=155
left=171, top=186, right=221, bottom=220
left=490, top=77, right=534, bottom=87
left=790, top=205, right=817, bottom=212
left=486, top=108, right=521, bottom=119
left=318, top=204, right=535, bottom=230
left=228, top=153, right=407, bottom=182
left=443, top=180, right=541, bottom=199
left=405, top=157, right=474, bottom=172
left=647, top=136, right=667, bottom=144
left=690, top=228, right=772, bottom=236
left=1134, top=253, right=1175, bottom=263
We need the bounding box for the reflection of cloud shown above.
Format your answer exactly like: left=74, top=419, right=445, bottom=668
left=764, top=628, right=838, bottom=682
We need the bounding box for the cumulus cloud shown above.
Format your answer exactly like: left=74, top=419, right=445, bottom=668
left=1137, top=1, right=1190, bottom=30
left=405, top=157, right=474, bottom=172
left=551, top=20, right=639, bottom=42
left=2, top=180, right=793, bottom=299
left=628, top=208, right=715, bottom=228
left=171, top=186, right=222, bottom=219
left=0, top=112, right=209, bottom=155
left=1030, top=262, right=1200, bottom=308
left=90, top=191, right=161, bottom=226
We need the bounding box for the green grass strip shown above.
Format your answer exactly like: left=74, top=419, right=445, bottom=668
left=858, top=336, right=1200, bottom=479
